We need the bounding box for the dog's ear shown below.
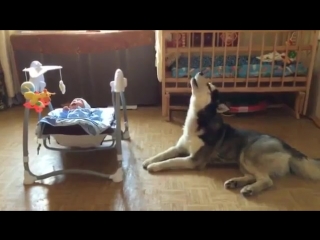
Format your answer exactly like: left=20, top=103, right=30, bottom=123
left=210, top=88, right=229, bottom=113
left=211, top=89, right=219, bottom=103
left=217, top=103, right=229, bottom=113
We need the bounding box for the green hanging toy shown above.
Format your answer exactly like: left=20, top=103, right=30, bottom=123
left=288, top=50, right=297, bottom=59
left=284, top=32, right=297, bottom=64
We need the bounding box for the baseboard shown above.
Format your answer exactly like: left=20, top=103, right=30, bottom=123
left=121, top=105, right=137, bottom=110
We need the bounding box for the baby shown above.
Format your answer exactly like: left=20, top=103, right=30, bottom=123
left=60, top=98, right=93, bottom=119
left=63, top=98, right=91, bottom=110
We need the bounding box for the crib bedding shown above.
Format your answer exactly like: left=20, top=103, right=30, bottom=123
left=170, top=55, right=308, bottom=78
left=41, top=107, right=115, bottom=136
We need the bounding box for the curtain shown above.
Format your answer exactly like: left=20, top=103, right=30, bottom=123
left=154, top=30, right=163, bottom=82
left=0, top=30, right=22, bottom=109
left=0, top=67, right=7, bottom=110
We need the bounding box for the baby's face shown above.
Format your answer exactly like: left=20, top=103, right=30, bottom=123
left=69, top=98, right=85, bottom=109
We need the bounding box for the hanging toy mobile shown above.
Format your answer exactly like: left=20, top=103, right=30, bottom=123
left=281, top=31, right=298, bottom=65
left=21, top=61, right=66, bottom=113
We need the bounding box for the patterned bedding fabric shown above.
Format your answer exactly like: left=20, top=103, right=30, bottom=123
left=170, top=55, right=308, bottom=78
left=38, top=108, right=111, bottom=136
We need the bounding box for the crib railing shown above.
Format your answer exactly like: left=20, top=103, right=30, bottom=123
left=161, top=30, right=319, bottom=121
left=163, top=30, right=318, bottom=93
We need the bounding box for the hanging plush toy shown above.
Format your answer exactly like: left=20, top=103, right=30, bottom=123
left=20, top=81, right=56, bottom=113
left=22, top=60, right=66, bottom=95
left=58, top=67, right=66, bottom=94
left=281, top=31, right=298, bottom=65
left=59, top=80, right=66, bottom=94
left=21, top=61, right=66, bottom=112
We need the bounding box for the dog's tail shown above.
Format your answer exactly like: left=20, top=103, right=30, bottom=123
left=289, top=157, right=320, bottom=180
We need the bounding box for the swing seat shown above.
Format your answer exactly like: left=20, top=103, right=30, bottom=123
left=41, top=107, right=116, bottom=136
left=37, top=107, right=117, bottom=148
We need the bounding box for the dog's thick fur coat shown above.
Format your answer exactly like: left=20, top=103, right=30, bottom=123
left=142, top=72, right=320, bottom=196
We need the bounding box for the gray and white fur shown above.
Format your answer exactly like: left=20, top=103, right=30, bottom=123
left=142, top=72, right=320, bottom=196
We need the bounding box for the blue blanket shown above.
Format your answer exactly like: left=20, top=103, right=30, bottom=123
left=39, top=108, right=109, bottom=136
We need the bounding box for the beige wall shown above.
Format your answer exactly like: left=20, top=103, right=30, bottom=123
left=308, top=40, right=320, bottom=117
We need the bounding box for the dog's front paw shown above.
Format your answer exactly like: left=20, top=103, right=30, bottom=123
left=142, top=158, right=155, bottom=170
left=147, top=163, right=162, bottom=173
left=240, top=186, right=254, bottom=197
left=224, top=179, right=238, bottom=189
left=142, top=158, right=154, bottom=170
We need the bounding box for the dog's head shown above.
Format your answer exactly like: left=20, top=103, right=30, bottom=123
left=190, top=72, right=229, bottom=114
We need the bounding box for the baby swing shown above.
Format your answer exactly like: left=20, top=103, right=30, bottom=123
left=21, top=61, right=130, bottom=184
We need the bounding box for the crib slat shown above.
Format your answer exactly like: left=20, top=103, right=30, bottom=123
left=222, top=32, right=227, bottom=88
left=294, top=31, right=302, bottom=87
left=175, top=34, right=179, bottom=88
left=281, top=32, right=290, bottom=87
left=211, top=31, right=216, bottom=83
left=270, top=33, right=278, bottom=87
left=246, top=32, right=253, bottom=88
left=200, top=32, right=204, bottom=74
left=258, top=32, right=265, bottom=87
left=234, top=32, right=241, bottom=88
left=187, top=33, right=191, bottom=89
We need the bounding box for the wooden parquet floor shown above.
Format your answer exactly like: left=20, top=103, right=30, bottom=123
left=1, top=106, right=320, bottom=210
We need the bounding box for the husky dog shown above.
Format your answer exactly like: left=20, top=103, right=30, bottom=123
left=143, top=72, right=320, bottom=196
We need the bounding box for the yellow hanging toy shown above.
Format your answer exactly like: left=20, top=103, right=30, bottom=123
left=21, top=81, right=55, bottom=113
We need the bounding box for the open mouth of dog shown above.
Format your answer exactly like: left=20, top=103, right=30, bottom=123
left=192, top=77, right=198, bottom=88
left=191, top=72, right=215, bottom=93
left=191, top=74, right=215, bottom=96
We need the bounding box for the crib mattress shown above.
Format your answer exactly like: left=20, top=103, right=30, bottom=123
left=41, top=107, right=116, bottom=136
